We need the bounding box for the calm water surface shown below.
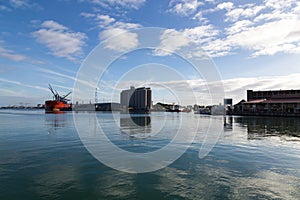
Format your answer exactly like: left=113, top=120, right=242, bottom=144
left=1, top=110, right=300, bottom=200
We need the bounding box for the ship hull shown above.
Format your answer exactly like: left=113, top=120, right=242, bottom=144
left=45, top=100, right=71, bottom=113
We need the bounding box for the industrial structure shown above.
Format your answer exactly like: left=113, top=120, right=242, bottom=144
left=45, top=84, right=72, bottom=113
left=120, top=86, right=152, bottom=113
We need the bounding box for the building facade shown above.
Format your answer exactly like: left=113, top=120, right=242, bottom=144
left=234, top=89, right=300, bottom=117
left=120, top=86, right=135, bottom=107
left=120, top=86, right=152, bottom=113
left=247, top=89, right=300, bottom=101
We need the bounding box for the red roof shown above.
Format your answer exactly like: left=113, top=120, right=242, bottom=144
left=244, top=99, right=266, bottom=104
left=244, top=98, right=300, bottom=104
left=265, top=99, right=300, bottom=103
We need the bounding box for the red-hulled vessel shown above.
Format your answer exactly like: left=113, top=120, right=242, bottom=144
left=45, top=84, right=72, bottom=113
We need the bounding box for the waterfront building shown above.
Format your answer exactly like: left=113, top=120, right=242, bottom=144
left=234, top=89, right=300, bottom=117
left=224, top=98, right=233, bottom=107
left=120, top=86, right=135, bottom=108
left=120, top=86, right=152, bottom=113
left=224, top=98, right=233, bottom=114
left=247, top=89, right=300, bottom=101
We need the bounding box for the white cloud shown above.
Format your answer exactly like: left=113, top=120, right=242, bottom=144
left=83, top=0, right=145, bottom=9
left=32, top=20, right=87, bottom=61
left=41, top=20, right=68, bottom=31
left=112, top=21, right=141, bottom=30
left=183, top=0, right=300, bottom=58
left=196, top=1, right=234, bottom=19
left=168, top=0, right=204, bottom=16
left=217, top=2, right=234, bottom=10
left=254, top=1, right=298, bottom=23
left=183, top=25, right=230, bottom=57
left=225, top=20, right=253, bottom=35
left=0, top=40, right=44, bottom=63
left=81, top=12, right=115, bottom=28
left=81, top=12, right=141, bottom=30
left=80, top=12, right=95, bottom=18
left=81, top=0, right=300, bottom=58
left=201, top=39, right=232, bottom=57
left=7, top=0, right=40, bottom=10
left=214, top=2, right=265, bottom=22
left=0, top=77, right=48, bottom=92
left=179, top=17, right=300, bottom=58
left=99, top=28, right=139, bottom=52
left=251, top=0, right=298, bottom=23
left=293, top=2, right=300, bottom=13
left=192, top=11, right=209, bottom=23
left=98, top=21, right=141, bottom=52
left=155, top=25, right=230, bottom=58
left=0, top=5, right=11, bottom=11
left=263, top=0, right=298, bottom=11
left=0, top=43, right=27, bottom=61
left=110, top=0, right=145, bottom=9
left=38, top=68, right=98, bottom=91
left=81, top=12, right=142, bottom=52
left=205, top=0, right=216, bottom=4
left=96, top=15, right=115, bottom=27
left=154, top=25, right=223, bottom=57
left=220, top=0, right=300, bottom=57
left=9, top=0, right=29, bottom=8
left=226, top=19, right=300, bottom=57
left=225, top=5, right=265, bottom=22
left=183, top=25, right=219, bottom=42
left=155, top=29, right=191, bottom=56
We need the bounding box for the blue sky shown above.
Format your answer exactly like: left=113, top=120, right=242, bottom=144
left=0, top=0, right=300, bottom=106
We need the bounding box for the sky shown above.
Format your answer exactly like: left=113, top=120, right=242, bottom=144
left=0, top=0, right=300, bottom=106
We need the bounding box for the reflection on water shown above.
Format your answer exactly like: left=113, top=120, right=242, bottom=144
left=94, top=171, right=137, bottom=199
left=224, top=116, right=233, bottom=132
left=155, top=165, right=300, bottom=200
left=44, top=114, right=67, bottom=129
left=120, top=115, right=151, bottom=127
left=235, top=116, right=300, bottom=139
left=2, top=111, right=300, bottom=200
left=33, top=165, right=80, bottom=198
left=120, top=115, right=152, bottom=138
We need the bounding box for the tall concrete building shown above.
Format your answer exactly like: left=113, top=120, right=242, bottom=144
left=120, top=86, right=152, bottom=113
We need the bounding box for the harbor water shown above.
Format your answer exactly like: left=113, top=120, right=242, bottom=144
left=1, top=110, right=300, bottom=199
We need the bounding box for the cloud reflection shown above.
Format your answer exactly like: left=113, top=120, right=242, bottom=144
left=155, top=164, right=300, bottom=199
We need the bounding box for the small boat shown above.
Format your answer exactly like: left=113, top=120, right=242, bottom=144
left=45, top=84, right=71, bottom=113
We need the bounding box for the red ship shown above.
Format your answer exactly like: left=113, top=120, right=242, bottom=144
left=45, top=84, right=72, bottom=113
